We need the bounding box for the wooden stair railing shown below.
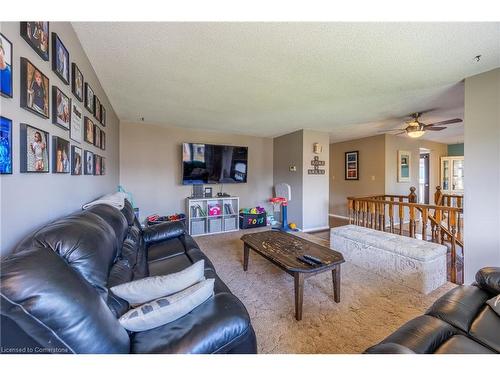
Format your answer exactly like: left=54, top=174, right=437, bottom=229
left=347, top=186, right=464, bottom=284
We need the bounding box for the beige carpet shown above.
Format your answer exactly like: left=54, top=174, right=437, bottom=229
left=196, top=228, right=455, bottom=354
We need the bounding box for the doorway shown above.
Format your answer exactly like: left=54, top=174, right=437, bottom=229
left=419, top=152, right=430, bottom=204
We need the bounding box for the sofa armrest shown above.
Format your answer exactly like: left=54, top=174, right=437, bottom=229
left=475, top=267, right=500, bottom=295
left=364, top=343, right=416, bottom=354
left=142, top=221, right=185, bottom=245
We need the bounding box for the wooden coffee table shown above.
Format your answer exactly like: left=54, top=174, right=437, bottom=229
left=240, top=230, right=345, bottom=321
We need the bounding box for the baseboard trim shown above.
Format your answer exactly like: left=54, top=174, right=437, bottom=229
left=328, top=214, right=350, bottom=220
left=303, top=226, right=331, bottom=233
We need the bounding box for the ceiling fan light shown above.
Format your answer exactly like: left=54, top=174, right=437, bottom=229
left=407, top=130, right=426, bottom=138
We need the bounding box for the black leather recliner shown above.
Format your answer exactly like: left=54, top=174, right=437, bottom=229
left=0, top=200, right=257, bottom=354
left=365, top=267, right=500, bottom=354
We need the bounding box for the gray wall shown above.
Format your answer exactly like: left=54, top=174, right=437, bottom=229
left=273, top=130, right=304, bottom=228
left=0, top=22, right=120, bottom=254
left=464, top=68, right=500, bottom=283
left=302, top=130, right=330, bottom=231
left=119, top=121, right=274, bottom=219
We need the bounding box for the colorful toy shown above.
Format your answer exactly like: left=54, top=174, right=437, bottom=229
left=270, top=197, right=289, bottom=231
left=208, top=205, right=221, bottom=216
left=288, top=222, right=298, bottom=231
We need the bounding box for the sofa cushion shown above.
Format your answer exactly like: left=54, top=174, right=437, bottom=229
left=475, top=267, right=500, bottom=296
left=130, top=292, right=252, bottom=354
left=469, top=305, right=500, bottom=352
left=434, top=334, right=495, bottom=354
left=121, top=199, right=136, bottom=226
left=377, top=315, right=458, bottom=354
left=108, top=258, right=134, bottom=288
left=426, top=285, right=490, bottom=332
left=0, top=247, right=130, bottom=354
left=186, top=248, right=215, bottom=270
left=85, top=204, right=129, bottom=255
left=14, top=210, right=117, bottom=297
left=119, top=279, right=215, bottom=332
left=148, top=238, right=186, bottom=262
left=111, top=260, right=205, bottom=305
left=148, top=254, right=193, bottom=276
left=143, top=221, right=185, bottom=245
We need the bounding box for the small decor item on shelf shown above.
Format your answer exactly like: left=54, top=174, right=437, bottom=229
left=192, top=184, right=204, bottom=198
left=190, top=203, right=206, bottom=218
left=204, top=186, right=212, bottom=198
left=208, top=203, right=221, bottom=216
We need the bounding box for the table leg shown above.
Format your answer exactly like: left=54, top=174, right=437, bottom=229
left=332, top=265, right=341, bottom=303
left=243, top=244, right=249, bottom=271
left=294, top=272, right=304, bottom=321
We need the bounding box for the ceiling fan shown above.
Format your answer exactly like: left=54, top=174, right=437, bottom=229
left=381, top=112, right=463, bottom=138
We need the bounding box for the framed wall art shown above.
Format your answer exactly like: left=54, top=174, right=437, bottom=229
left=94, top=95, right=101, bottom=122
left=52, top=136, right=70, bottom=174
left=71, top=63, right=84, bottom=102
left=397, top=150, right=411, bottom=182
left=84, top=116, right=94, bottom=144
left=52, top=86, right=71, bottom=130
left=84, top=150, right=94, bottom=175
left=20, top=58, right=49, bottom=119
left=70, top=103, right=83, bottom=143
left=0, top=33, right=13, bottom=98
left=94, top=154, right=101, bottom=176
left=100, top=105, right=106, bottom=126
left=71, top=145, right=82, bottom=175
left=101, top=157, right=105, bottom=175
left=84, top=82, right=94, bottom=113
left=100, top=129, right=105, bottom=150
left=20, top=22, right=49, bottom=61
left=345, top=151, right=359, bottom=180
left=94, top=123, right=101, bottom=148
left=0, top=116, right=13, bottom=174
left=51, top=33, right=69, bottom=85
left=20, top=123, right=49, bottom=173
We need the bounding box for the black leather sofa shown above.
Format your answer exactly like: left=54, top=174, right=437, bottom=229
left=0, top=200, right=257, bottom=354
left=365, top=267, right=500, bottom=354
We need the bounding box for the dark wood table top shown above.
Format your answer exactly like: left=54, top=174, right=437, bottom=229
left=241, top=230, right=344, bottom=273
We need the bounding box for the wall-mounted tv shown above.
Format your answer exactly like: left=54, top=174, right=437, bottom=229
left=182, top=143, right=248, bottom=185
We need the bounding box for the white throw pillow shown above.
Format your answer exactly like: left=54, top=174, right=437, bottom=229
left=110, top=260, right=205, bottom=305
left=119, top=279, right=215, bottom=332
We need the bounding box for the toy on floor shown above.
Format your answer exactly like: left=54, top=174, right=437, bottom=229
left=270, top=196, right=289, bottom=231
left=288, top=222, right=299, bottom=231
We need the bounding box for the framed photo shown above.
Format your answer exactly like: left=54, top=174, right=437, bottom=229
left=20, top=123, right=49, bottom=173
left=397, top=150, right=411, bottom=182
left=70, top=103, right=83, bottom=143
left=94, top=124, right=101, bottom=148
left=94, top=154, right=101, bottom=175
left=51, top=33, right=69, bottom=85
left=84, top=150, right=94, bottom=175
left=20, top=22, right=49, bottom=61
left=52, top=86, right=71, bottom=130
left=71, top=63, right=83, bottom=102
left=100, top=105, right=106, bottom=126
left=0, top=116, right=13, bottom=174
left=52, top=136, right=70, bottom=174
left=20, top=58, right=49, bottom=119
left=204, top=186, right=212, bottom=198
left=94, top=96, right=101, bottom=122
left=71, top=145, right=82, bottom=175
left=84, top=116, right=94, bottom=144
left=345, top=151, right=359, bottom=180
left=101, top=157, right=105, bottom=175
left=84, top=82, right=94, bottom=113
left=100, top=129, right=106, bottom=150
left=0, top=33, right=13, bottom=98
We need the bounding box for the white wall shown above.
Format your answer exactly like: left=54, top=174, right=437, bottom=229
left=120, top=121, right=274, bottom=219
left=0, top=22, right=120, bottom=254
left=464, top=68, right=500, bottom=283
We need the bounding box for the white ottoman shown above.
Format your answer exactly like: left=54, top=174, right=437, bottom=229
left=330, top=225, right=447, bottom=294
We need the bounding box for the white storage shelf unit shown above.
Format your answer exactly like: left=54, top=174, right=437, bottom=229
left=186, top=197, right=239, bottom=236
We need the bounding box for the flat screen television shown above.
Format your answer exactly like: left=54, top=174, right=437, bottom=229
left=182, top=143, right=248, bottom=184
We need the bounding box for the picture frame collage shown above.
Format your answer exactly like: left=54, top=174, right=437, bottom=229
left=1, top=22, right=107, bottom=175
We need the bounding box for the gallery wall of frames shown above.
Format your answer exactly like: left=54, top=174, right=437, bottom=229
left=0, top=21, right=119, bottom=254
left=1, top=22, right=108, bottom=176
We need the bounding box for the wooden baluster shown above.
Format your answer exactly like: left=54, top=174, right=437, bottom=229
left=381, top=201, right=386, bottom=232
left=370, top=202, right=376, bottom=229
left=409, top=205, right=416, bottom=238
left=356, top=201, right=360, bottom=226
left=348, top=199, right=353, bottom=224
left=449, top=210, right=458, bottom=284
left=421, top=207, right=428, bottom=241
left=398, top=198, right=404, bottom=235
left=434, top=186, right=443, bottom=205
left=408, top=186, right=417, bottom=203
left=457, top=197, right=463, bottom=241
left=389, top=198, right=394, bottom=233
left=434, top=208, right=442, bottom=243
left=362, top=201, right=367, bottom=227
